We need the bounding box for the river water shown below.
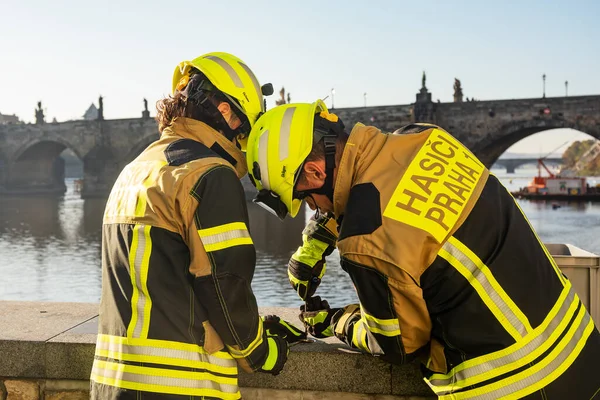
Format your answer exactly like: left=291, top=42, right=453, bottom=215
left=1, top=169, right=600, bottom=308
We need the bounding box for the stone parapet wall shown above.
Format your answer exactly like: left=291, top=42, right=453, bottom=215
left=0, top=302, right=435, bottom=400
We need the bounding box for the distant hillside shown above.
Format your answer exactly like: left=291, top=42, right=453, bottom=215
left=562, top=140, right=600, bottom=176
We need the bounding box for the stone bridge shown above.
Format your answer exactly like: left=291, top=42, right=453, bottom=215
left=0, top=88, right=598, bottom=197
left=0, top=118, right=159, bottom=197
left=334, top=90, right=600, bottom=168
left=493, top=157, right=563, bottom=173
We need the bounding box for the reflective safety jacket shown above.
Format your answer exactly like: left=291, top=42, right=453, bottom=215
left=317, top=123, right=600, bottom=399
left=90, top=118, right=269, bottom=400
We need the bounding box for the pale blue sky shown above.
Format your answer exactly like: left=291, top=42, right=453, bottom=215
left=1, top=0, right=598, bottom=154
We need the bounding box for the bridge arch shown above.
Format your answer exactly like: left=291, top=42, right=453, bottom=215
left=473, top=118, right=600, bottom=167
left=8, top=139, right=83, bottom=194
left=493, top=157, right=563, bottom=173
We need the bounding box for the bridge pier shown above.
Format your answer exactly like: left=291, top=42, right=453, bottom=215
left=81, top=147, right=120, bottom=198
left=3, top=157, right=66, bottom=195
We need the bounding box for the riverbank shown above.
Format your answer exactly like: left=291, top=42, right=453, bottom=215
left=0, top=302, right=434, bottom=400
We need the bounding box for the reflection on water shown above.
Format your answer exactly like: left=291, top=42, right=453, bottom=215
left=1, top=171, right=600, bottom=306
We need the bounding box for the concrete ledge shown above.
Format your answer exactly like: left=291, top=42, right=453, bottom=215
left=0, top=302, right=434, bottom=398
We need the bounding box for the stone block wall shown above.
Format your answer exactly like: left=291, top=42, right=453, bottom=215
left=0, top=379, right=88, bottom=400
left=0, top=379, right=432, bottom=400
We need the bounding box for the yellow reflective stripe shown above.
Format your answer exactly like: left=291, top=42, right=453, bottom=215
left=97, top=333, right=237, bottom=359
left=139, top=226, right=152, bottom=338
left=359, top=323, right=369, bottom=351
left=503, top=182, right=566, bottom=285
left=439, top=238, right=530, bottom=341
left=261, top=337, right=278, bottom=371
left=226, top=318, right=263, bottom=359
left=90, top=373, right=240, bottom=400
left=428, top=282, right=574, bottom=385
left=287, top=269, right=307, bottom=286
left=97, top=334, right=235, bottom=359
left=428, top=286, right=579, bottom=393
left=91, top=359, right=240, bottom=399
left=93, top=359, right=237, bottom=384
left=439, top=305, right=594, bottom=399
left=291, top=234, right=330, bottom=273
left=507, top=318, right=595, bottom=400
left=94, top=348, right=236, bottom=376
left=449, top=236, right=532, bottom=334
left=198, top=222, right=247, bottom=238
left=303, top=310, right=329, bottom=326
left=127, top=225, right=153, bottom=339
left=95, top=335, right=237, bottom=375
left=351, top=321, right=362, bottom=349
left=134, top=167, right=158, bottom=217
left=198, top=222, right=253, bottom=252
left=361, top=308, right=401, bottom=337
left=127, top=226, right=140, bottom=338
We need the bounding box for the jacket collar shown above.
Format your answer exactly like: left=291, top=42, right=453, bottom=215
left=333, top=123, right=387, bottom=218
left=163, top=117, right=248, bottom=178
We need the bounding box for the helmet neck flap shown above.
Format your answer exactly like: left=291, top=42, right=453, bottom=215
left=181, top=73, right=251, bottom=142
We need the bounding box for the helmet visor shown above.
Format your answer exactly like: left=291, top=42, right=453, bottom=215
left=253, top=189, right=289, bottom=220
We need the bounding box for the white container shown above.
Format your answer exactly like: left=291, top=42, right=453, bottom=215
left=546, top=243, right=599, bottom=330
left=544, top=178, right=585, bottom=194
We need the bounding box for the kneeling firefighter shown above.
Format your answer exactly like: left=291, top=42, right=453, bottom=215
left=245, top=100, right=600, bottom=399
left=90, top=52, right=305, bottom=400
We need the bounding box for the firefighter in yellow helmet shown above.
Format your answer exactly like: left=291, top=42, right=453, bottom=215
left=90, top=52, right=306, bottom=400
left=246, top=100, right=600, bottom=399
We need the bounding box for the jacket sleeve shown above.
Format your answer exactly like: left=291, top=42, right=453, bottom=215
left=186, top=165, right=267, bottom=372
left=330, top=254, right=431, bottom=365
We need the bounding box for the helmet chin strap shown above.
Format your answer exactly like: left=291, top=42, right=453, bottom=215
left=300, top=112, right=345, bottom=203
left=306, top=136, right=337, bottom=203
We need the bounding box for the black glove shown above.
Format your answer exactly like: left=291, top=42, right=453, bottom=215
left=262, top=315, right=307, bottom=344
left=302, top=211, right=338, bottom=247
left=257, top=333, right=289, bottom=376
left=299, top=296, right=342, bottom=338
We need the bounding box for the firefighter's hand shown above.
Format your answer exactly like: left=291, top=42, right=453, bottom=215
left=262, top=315, right=307, bottom=344
left=303, top=211, right=338, bottom=246
left=257, top=333, right=289, bottom=376
left=299, top=296, right=341, bottom=338
left=288, top=259, right=323, bottom=301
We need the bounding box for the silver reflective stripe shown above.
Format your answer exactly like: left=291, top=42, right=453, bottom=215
left=258, top=130, right=270, bottom=189
left=363, top=316, right=401, bottom=336
left=200, top=229, right=250, bottom=246
left=205, top=56, right=243, bottom=88
left=353, top=321, right=366, bottom=351
left=428, top=286, right=577, bottom=388
left=279, top=107, right=296, bottom=162
left=450, top=308, right=592, bottom=400
left=91, top=363, right=239, bottom=394
left=442, top=239, right=529, bottom=338
left=95, top=338, right=237, bottom=370
left=132, top=226, right=148, bottom=338
left=238, top=62, right=262, bottom=109
left=362, top=322, right=384, bottom=355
